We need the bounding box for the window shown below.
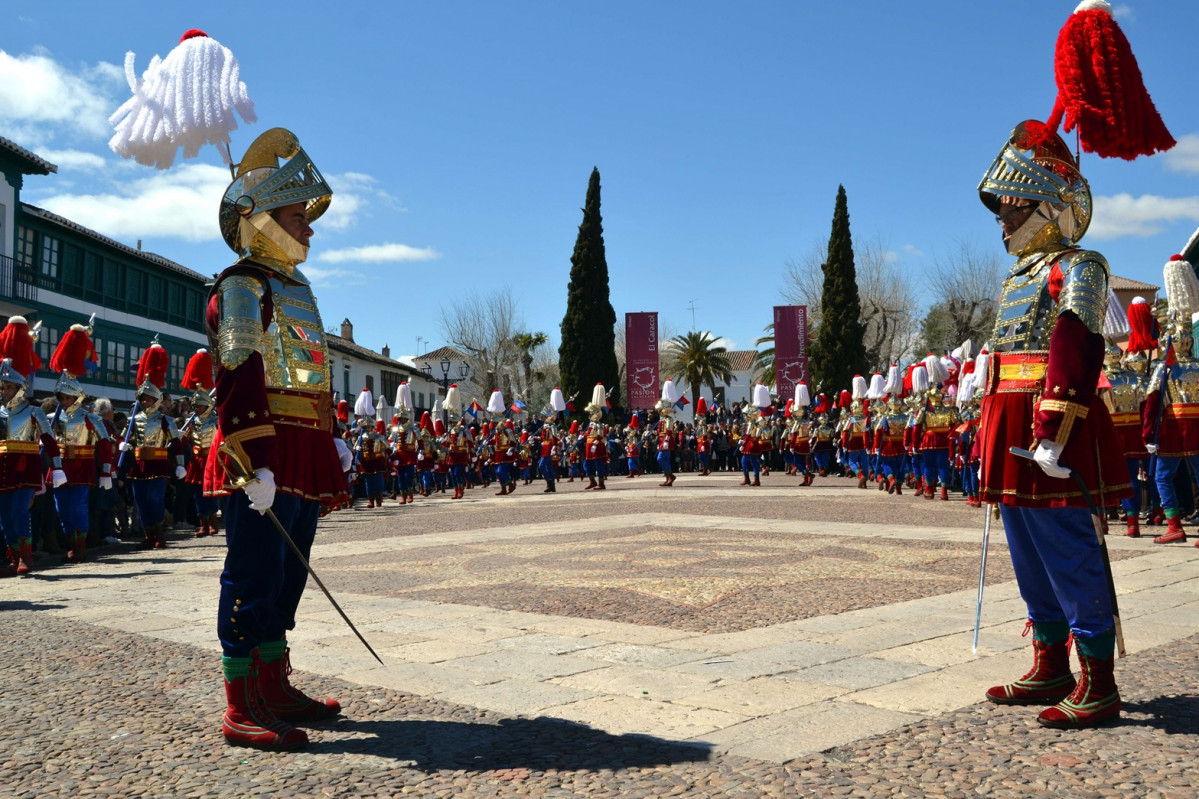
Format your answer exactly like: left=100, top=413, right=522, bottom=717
left=37, top=327, right=60, bottom=371
left=148, top=276, right=167, bottom=321
left=15, top=226, right=36, bottom=270
left=128, top=269, right=148, bottom=309
left=61, top=245, right=84, bottom=298
left=84, top=252, right=103, bottom=300
left=381, top=371, right=402, bottom=406
left=103, top=259, right=126, bottom=310
left=107, top=340, right=129, bottom=386
left=171, top=353, right=186, bottom=389
left=365, top=374, right=374, bottom=393
left=169, top=283, right=186, bottom=325
left=41, top=236, right=60, bottom=280
left=418, top=392, right=425, bottom=410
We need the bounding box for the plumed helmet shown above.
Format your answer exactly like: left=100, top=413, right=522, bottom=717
left=354, top=387, right=375, bottom=417
left=0, top=315, right=41, bottom=386
left=219, top=127, right=331, bottom=266
left=394, top=382, right=413, bottom=419
left=444, top=384, right=461, bottom=416
left=51, top=323, right=98, bottom=399
left=795, top=382, right=810, bottom=408
left=135, top=341, right=169, bottom=401
left=753, top=383, right=772, bottom=409
left=1164, top=254, right=1199, bottom=321
left=487, top=389, right=506, bottom=414
left=549, top=387, right=567, bottom=413
left=978, top=121, right=1092, bottom=256
left=1126, top=295, right=1158, bottom=354
left=850, top=375, right=868, bottom=401
left=910, top=363, right=930, bottom=395
left=694, top=396, right=708, bottom=415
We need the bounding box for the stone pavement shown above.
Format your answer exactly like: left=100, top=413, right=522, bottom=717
left=3, top=472, right=1198, bottom=797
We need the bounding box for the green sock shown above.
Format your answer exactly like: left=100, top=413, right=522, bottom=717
left=222, top=656, right=252, bottom=681
left=1164, top=507, right=1179, bottom=519
left=1032, top=620, right=1071, bottom=646
left=1075, top=630, right=1115, bottom=660
left=257, top=639, right=287, bottom=663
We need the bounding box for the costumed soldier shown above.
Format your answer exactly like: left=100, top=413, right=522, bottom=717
left=540, top=387, right=566, bottom=492
left=808, top=393, right=835, bottom=478
left=0, top=318, right=66, bottom=576
left=565, top=421, right=584, bottom=482
left=1105, top=297, right=1155, bottom=537
left=488, top=390, right=518, bottom=496
left=204, top=128, right=352, bottom=748
left=791, top=383, right=814, bottom=486
left=624, top=414, right=643, bottom=478
left=694, top=398, right=712, bottom=476
left=914, top=355, right=958, bottom=501
left=583, top=383, right=610, bottom=490
left=121, top=341, right=186, bottom=549
left=1142, top=256, right=1199, bottom=545
left=444, top=385, right=473, bottom=500
left=975, top=0, right=1172, bottom=727
left=359, top=420, right=390, bottom=508
left=843, top=376, right=870, bottom=489
left=391, top=384, right=419, bottom=504
left=48, top=321, right=114, bottom=562
left=181, top=349, right=220, bottom=537
left=874, top=365, right=909, bottom=496
left=655, top=380, right=678, bottom=487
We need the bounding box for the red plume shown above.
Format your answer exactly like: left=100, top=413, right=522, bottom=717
left=337, top=400, right=350, bottom=423
left=694, top=397, right=708, bottom=415
left=181, top=348, right=214, bottom=390
left=569, top=420, right=580, bottom=434
left=628, top=414, right=640, bottom=430
left=375, top=419, right=385, bottom=434
left=1033, top=2, right=1174, bottom=159
left=434, top=417, right=446, bottom=436
left=1126, top=297, right=1158, bottom=353
left=0, top=316, right=42, bottom=376
left=135, top=344, right=169, bottom=389
left=51, top=325, right=96, bottom=377
left=420, top=411, right=433, bottom=433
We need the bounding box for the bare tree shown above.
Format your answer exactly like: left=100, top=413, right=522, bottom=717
left=439, top=287, right=525, bottom=397
left=781, top=236, right=919, bottom=370
left=919, top=239, right=1005, bottom=353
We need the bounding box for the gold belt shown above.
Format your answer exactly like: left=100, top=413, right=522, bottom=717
left=1110, top=411, right=1141, bottom=425
left=63, top=444, right=96, bottom=459
left=266, top=388, right=333, bottom=433
left=0, top=441, right=40, bottom=454
left=992, top=352, right=1049, bottom=393
left=136, top=446, right=168, bottom=460
left=1167, top=405, right=1199, bottom=419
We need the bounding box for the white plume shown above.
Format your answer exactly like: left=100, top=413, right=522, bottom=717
left=660, top=379, right=679, bottom=404
left=911, top=364, right=930, bottom=394
left=486, top=389, right=506, bottom=414
left=851, top=374, right=868, bottom=400
left=923, top=354, right=949, bottom=384
left=867, top=373, right=887, bottom=400
left=394, top=382, right=413, bottom=410
left=550, top=387, right=566, bottom=412
left=883, top=363, right=902, bottom=396
left=795, top=382, right=810, bottom=408
left=752, top=383, right=772, bottom=408
left=354, top=388, right=374, bottom=417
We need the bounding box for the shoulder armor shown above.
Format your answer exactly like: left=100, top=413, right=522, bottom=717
left=215, top=273, right=266, bottom=369
left=1056, top=249, right=1109, bottom=335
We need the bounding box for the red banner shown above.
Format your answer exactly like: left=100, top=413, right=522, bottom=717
left=625, top=312, right=660, bottom=411
left=774, top=305, right=808, bottom=403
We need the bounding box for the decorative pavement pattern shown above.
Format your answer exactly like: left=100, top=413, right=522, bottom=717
left=2, top=473, right=1197, bottom=797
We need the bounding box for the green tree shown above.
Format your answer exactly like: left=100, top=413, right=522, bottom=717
left=809, top=185, right=868, bottom=391
left=664, top=331, right=733, bottom=413
left=751, top=322, right=775, bottom=388
left=559, top=168, right=620, bottom=409
left=511, top=331, right=549, bottom=394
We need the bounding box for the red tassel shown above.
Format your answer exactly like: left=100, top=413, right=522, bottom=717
left=1037, top=3, right=1174, bottom=159
left=181, top=348, right=214, bottom=390
left=135, top=344, right=169, bottom=389
left=336, top=400, right=349, bottom=423
left=420, top=412, right=433, bottom=433
left=0, top=317, right=42, bottom=377
left=1126, top=300, right=1158, bottom=353
left=51, top=326, right=95, bottom=377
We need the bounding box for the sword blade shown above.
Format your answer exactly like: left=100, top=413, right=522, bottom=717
left=972, top=504, right=992, bottom=654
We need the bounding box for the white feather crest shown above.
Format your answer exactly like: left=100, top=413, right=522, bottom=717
left=867, top=373, right=886, bottom=400
left=109, top=33, right=257, bottom=169
left=1165, top=256, right=1199, bottom=318
left=957, top=373, right=976, bottom=407
left=354, top=388, right=374, bottom=417
left=444, top=384, right=460, bottom=412
left=550, top=387, right=566, bottom=412
left=752, top=383, right=772, bottom=408
left=923, top=354, right=949, bottom=384
left=795, top=383, right=810, bottom=408
left=591, top=383, right=608, bottom=408
left=660, top=379, right=679, bottom=404
left=883, top=363, right=902, bottom=395
left=911, top=364, right=930, bottom=394
left=394, top=382, right=413, bottom=410
left=851, top=374, right=868, bottom=400
left=487, top=389, right=506, bottom=414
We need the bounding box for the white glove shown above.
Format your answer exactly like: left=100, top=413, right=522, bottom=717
left=1145, top=443, right=1158, bottom=455
left=243, top=468, right=276, bottom=514
left=98, top=476, right=113, bottom=490
left=119, top=441, right=133, bottom=452
left=175, top=465, right=187, bottom=480
left=1032, top=440, right=1071, bottom=480
left=334, top=437, right=353, bottom=470
left=51, top=469, right=68, bottom=488
left=417, top=452, right=425, bottom=462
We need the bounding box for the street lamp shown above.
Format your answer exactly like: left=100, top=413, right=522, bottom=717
left=421, top=359, right=470, bottom=395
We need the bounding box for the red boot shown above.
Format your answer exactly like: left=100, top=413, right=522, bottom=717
left=585, top=477, right=597, bottom=490
left=67, top=530, right=87, bottom=563
left=16, top=540, right=33, bottom=575
left=924, top=483, right=936, bottom=500
left=1154, top=516, right=1186, bottom=544
left=940, top=486, right=949, bottom=501
left=986, top=627, right=1075, bottom=706
left=894, top=479, right=902, bottom=496
left=256, top=641, right=341, bottom=723
left=1126, top=516, right=1140, bottom=538
left=752, top=476, right=760, bottom=486
left=1146, top=508, right=1165, bottom=526
left=222, top=654, right=308, bottom=750
left=1037, top=649, right=1120, bottom=729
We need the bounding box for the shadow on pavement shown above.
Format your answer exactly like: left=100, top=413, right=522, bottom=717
left=0, top=600, right=67, bottom=611
left=1122, top=694, right=1199, bottom=734
left=309, top=716, right=712, bottom=772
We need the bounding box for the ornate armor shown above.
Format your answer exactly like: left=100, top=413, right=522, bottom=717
left=992, top=249, right=1109, bottom=352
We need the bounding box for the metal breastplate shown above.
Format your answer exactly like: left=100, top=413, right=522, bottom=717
left=53, top=407, right=94, bottom=443
left=992, top=253, right=1057, bottom=352
left=1, top=401, right=42, bottom=442
left=1152, top=362, right=1199, bottom=404
left=134, top=410, right=171, bottom=447
left=191, top=411, right=219, bottom=449
left=1105, top=369, right=1145, bottom=414
left=264, top=276, right=330, bottom=392
left=924, top=409, right=957, bottom=429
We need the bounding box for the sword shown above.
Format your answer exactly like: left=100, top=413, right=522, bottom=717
left=1010, top=446, right=1125, bottom=658
left=217, top=443, right=384, bottom=665
left=972, top=502, right=993, bottom=654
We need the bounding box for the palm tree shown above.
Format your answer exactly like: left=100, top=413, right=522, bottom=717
left=664, top=332, right=733, bottom=412
left=751, top=322, right=775, bottom=388
left=512, top=331, right=549, bottom=394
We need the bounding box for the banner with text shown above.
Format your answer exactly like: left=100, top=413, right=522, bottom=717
left=773, top=305, right=809, bottom=404
left=625, top=312, right=660, bottom=411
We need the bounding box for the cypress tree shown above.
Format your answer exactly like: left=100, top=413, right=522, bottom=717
left=809, top=185, right=868, bottom=393
left=559, top=167, right=620, bottom=410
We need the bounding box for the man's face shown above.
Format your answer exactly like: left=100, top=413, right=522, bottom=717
left=138, top=394, right=156, bottom=411
left=272, top=202, right=314, bottom=247
left=0, top=381, right=19, bottom=403
left=996, top=197, right=1038, bottom=246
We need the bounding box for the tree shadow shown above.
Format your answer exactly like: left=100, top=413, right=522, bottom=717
left=1121, top=694, right=1199, bottom=734
left=0, top=600, right=67, bottom=612
left=307, top=715, right=712, bottom=772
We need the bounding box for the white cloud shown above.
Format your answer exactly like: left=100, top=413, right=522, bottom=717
left=1112, top=4, right=1134, bottom=21
left=0, top=50, right=121, bottom=138
left=317, top=243, right=440, bottom=264
left=303, top=266, right=369, bottom=287
left=901, top=244, right=924, bottom=257
left=1164, top=134, right=1199, bottom=175
left=319, top=171, right=401, bottom=230
left=1088, top=193, right=1199, bottom=239
left=38, top=163, right=230, bottom=242
left=38, top=148, right=107, bottom=172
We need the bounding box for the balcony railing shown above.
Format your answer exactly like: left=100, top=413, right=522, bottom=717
left=0, top=254, right=38, bottom=304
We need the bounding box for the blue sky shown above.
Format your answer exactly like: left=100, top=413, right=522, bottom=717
left=4, top=1, right=1198, bottom=362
